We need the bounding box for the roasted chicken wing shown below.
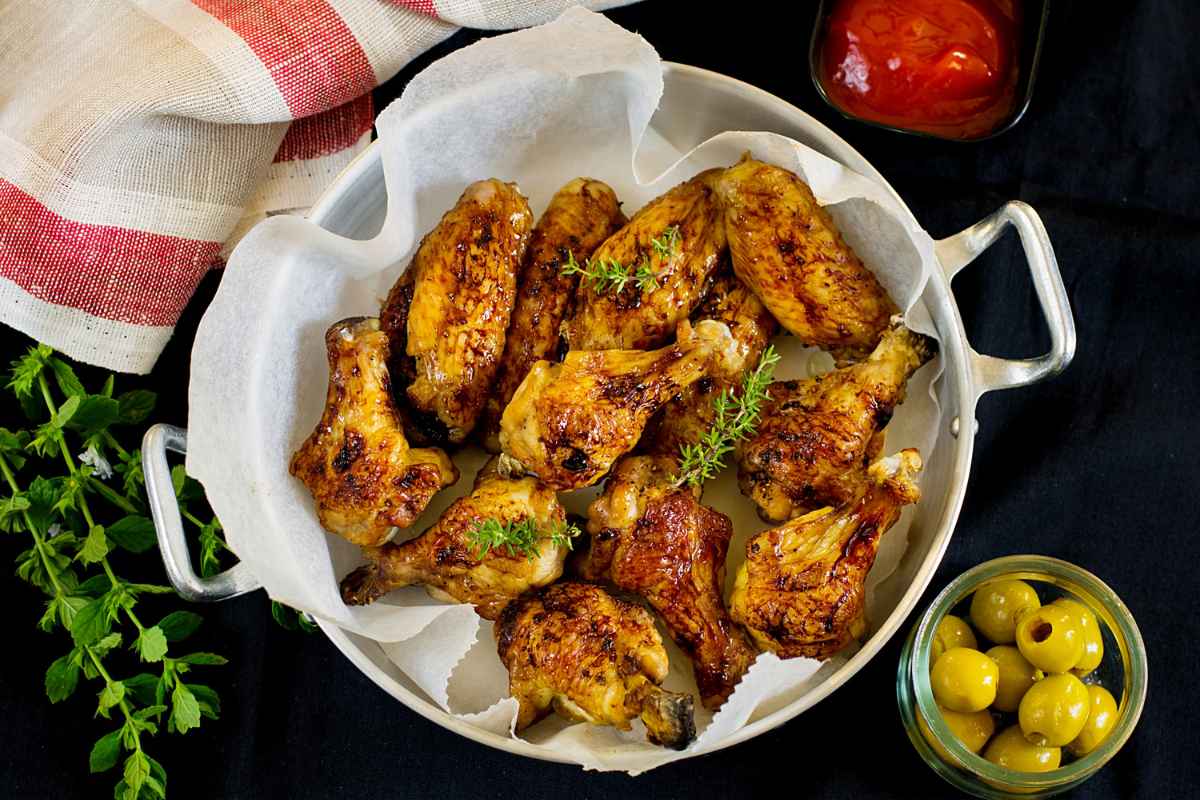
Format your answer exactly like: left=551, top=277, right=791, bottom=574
left=481, top=178, right=626, bottom=452
left=738, top=320, right=934, bottom=522
left=563, top=169, right=726, bottom=351
left=399, top=179, right=532, bottom=443
left=339, top=457, right=568, bottom=619
left=644, top=271, right=779, bottom=458
left=499, top=319, right=734, bottom=490
left=578, top=455, right=757, bottom=709
left=717, top=155, right=897, bottom=358
left=289, top=317, right=458, bottom=548
left=496, top=581, right=696, bottom=749
left=730, top=450, right=923, bottom=659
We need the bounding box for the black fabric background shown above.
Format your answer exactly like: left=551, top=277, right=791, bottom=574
left=2, top=1, right=1198, bottom=797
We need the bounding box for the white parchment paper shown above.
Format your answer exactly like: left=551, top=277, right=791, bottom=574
left=188, top=8, right=942, bottom=773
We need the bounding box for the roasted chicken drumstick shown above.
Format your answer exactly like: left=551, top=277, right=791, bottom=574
left=564, top=169, right=726, bottom=351
left=481, top=178, right=626, bottom=452
left=496, top=581, right=696, bottom=749
left=500, top=319, right=734, bottom=490
left=387, top=179, right=532, bottom=444
left=738, top=320, right=934, bottom=522
left=717, top=155, right=897, bottom=358
left=578, top=455, right=757, bottom=709
left=730, top=449, right=923, bottom=659
left=289, top=317, right=457, bottom=548
left=339, top=457, right=569, bottom=619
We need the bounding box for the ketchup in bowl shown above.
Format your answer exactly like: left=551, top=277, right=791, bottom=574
left=818, top=0, right=1020, bottom=139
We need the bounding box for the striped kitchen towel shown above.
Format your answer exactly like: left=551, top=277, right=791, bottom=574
left=0, top=0, right=634, bottom=373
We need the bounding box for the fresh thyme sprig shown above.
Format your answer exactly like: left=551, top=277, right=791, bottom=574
left=673, top=345, right=781, bottom=489
left=465, top=517, right=581, bottom=562
left=562, top=224, right=682, bottom=296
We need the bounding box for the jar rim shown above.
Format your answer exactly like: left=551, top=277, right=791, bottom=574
left=908, top=555, right=1148, bottom=790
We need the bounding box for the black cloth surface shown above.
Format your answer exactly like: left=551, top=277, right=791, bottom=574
left=2, top=1, right=1198, bottom=797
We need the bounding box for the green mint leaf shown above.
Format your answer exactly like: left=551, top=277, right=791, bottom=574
left=45, top=650, right=81, bottom=703
left=186, top=683, right=221, bottom=720
left=49, top=356, right=86, bottom=398
left=57, top=595, right=90, bottom=630
left=0, top=493, right=31, bottom=533
left=97, top=680, right=125, bottom=718
left=89, top=729, right=124, bottom=773
left=126, top=582, right=173, bottom=596
left=7, top=344, right=51, bottom=399
left=116, top=390, right=156, bottom=424
left=0, top=427, right=29, bottom=454
left=69, top=395, right=121, bottom=434
left=174, top=652, right=227, bottom=666
left=170, top=465, right=185, bottom=497
left=122, top=751, right=150, bottom=798
left=71, top=595, right=113, bottom=646
left=77, top=573, right=113, bottom=597
left=135, top=626, right=169, bottom=663
left=91, top=632, right=124, bottom=658
left=198, top=521, right=226, bottom=578
left=56, top=394, right=82, bottom=426
left=270, top=600, right=298, bottom=631
left=79, top=525, right=110, bottom=564
left=25, top=475, right=60, bottom=531
left=157, top=611, right=203, bottom=642
left=122, top=674, right=160, bottom=707
left=102, top=374, right=115, bottom=398
left=169, top=682, right=201, bottom=733
left=116, top=450, right=144, bottom=499
left=105, top=515, right=157, bottom=553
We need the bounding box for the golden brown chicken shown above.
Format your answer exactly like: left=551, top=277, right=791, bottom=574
left=738, top=320, right=934, bottom=522
left=730, top=449, right=923, bottom=659
left=480, top=178, right=626, bottom=452
left=644, top=271, right=779, bottom=458
left=499, top=319, right=734, bottom=490
left=577, top=455, right=757, bottom=709
left=563, top=169, right=726, bottom=351
left=394, top=179, right=532, bottom=444
left=496, top=581, right=696, bottom=749
left=339, top=457, right=570, bottom=619
left=717, top=155, right=898, bottom=358
left=289, top=317, right=458, bottom=548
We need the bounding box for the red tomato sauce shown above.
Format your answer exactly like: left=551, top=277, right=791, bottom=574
left=819, top=0, right=1020, bottom=139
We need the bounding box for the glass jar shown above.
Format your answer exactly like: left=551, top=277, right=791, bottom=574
left=896, top=555, right=1147, bottom=798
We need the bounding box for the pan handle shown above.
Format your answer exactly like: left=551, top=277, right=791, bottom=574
left=935, top=201, right=1076, bottom=399
left=142, top=423, right=261, bottom=602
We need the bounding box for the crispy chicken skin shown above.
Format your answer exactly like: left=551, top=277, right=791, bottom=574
left=495, top=581, right=696, bottom=749
left=564, top=169, right=726, bottom=351
left=730, top=450, right=923, bottom=659
left=289, top=317, right=458, bottom=548
left=644, top=271, right=779, bottom=458
left=578, top=455, right=757, bottom=709
left=738, top=320, right=934, bottom=522
left=402, top=179, right=533, bottom=443
left=339, top=457, right=568, bottom=619
left=481, top=178, right=626, bottom=452
left=717, top=155, right=898, bottom=358
left=499, top=319, right=735, bottom=491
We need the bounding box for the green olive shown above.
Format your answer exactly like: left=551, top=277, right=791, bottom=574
left=918, top=706, right=995, bottom=762
left=1018, top=673, right=1091, bottom=747
left=987, top=645, right=1045, bottom=712
left=984, top=725, right=1062, bottom=772
left=970, top=579, right=1041, bottom=644
left=1068, top=685, right=1119, bottom=756
left=931, top=614, right=979, bottom=664
left=931, top=647, right=999, bottom=712
left=1015, top=605, right=1085, bottom=673
left=1051, top=597, right=1104, bottom=676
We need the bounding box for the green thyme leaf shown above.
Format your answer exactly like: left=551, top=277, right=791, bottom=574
left=673, top=345, right=781, bottom=489
left=464, top=517, right=580, bottom=562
